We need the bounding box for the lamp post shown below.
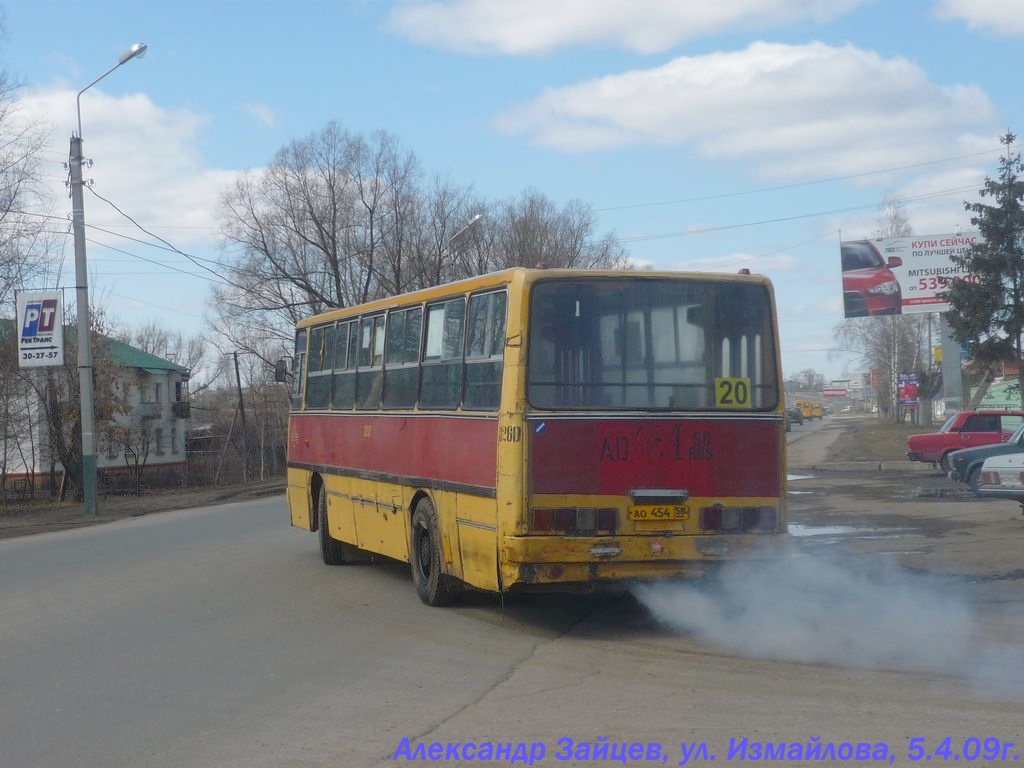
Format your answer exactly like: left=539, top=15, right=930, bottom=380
left=439, top=213, right=483, bottom=283
left=70, top=42, right=147, bottom=515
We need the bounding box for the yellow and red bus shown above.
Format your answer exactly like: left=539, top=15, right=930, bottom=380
left=282, top=268, right=787, bottom=605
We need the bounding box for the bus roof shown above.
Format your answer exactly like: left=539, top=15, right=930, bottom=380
left=296, top=267, right=773, bottom=329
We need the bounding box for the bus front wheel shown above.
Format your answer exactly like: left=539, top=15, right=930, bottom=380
left=410, top=497, right=456, bottom=606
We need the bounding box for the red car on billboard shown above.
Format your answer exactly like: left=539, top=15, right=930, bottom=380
left=841, top=240, right=902, bottom=318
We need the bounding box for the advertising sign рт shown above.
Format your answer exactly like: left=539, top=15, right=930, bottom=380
left=16, top=290, right=64, bottom=368
left=840, top=232, right=981, bottom=319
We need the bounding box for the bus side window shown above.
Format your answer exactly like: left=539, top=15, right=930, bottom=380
left=305, top=323, right=335, bottom=409
left=464, top=291, right=507, bottom=411
left=332, top=320, right=357, bottom=409
left=356, top=315, right=386, bottom=409
left=383, top=307, right=422, bottom=409
left=421, top=299, right=465, bottom=409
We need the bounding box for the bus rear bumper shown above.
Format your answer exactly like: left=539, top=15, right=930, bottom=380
left=501, top=533, right=789, bottom=587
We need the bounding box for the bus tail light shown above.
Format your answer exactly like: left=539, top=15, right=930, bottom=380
left=981, top=471, right=999, bottom=485
left=531, top=507, right=618, bottom=533
left=700, top=505, right=777, bottom=532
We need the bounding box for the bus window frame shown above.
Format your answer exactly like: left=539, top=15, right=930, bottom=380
left=463, top=289, right=507, bottom=412
left=419, top=296, right=467, bottom=411
left=524, top=277, right=779, bottom=412
left=383, top=305, right=424, bottom=409
left=355, top=313, right=387, bottom=410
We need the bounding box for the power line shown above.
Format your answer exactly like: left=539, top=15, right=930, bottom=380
left=103, top=289, right=208, bottom=320
left=86, top=186, right=233, bottom=284
left=614, top=184, right=981, bottom=244
left=84, top=237, right=231, bottom=285
left=595, top=147, right=1002, bottom=212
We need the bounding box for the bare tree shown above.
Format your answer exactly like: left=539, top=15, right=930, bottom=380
left=25, top=309, right=130, bottom=500
left=0, top=71, right=52, bottom=307
left=491, top=190, right=629, bottom=271
left=120, top=321, right=206, bottom=372
left=115, top=423, right=151, bottom=496
left=213, top=122, right=630, bottom=353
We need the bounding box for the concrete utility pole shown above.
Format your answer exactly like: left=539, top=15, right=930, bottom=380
left=70, top=43, right=147, bottom=515
left=234, top=352, right=250, bottom=483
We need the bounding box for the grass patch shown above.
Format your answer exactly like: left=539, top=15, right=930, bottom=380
left=827, top=417, right=936, bottom=462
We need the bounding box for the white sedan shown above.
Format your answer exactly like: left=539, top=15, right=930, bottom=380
left=976, top=451, right=1024, bottom=503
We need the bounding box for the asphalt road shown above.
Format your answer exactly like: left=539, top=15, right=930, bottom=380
left=3, top=440, right=1023, bottom=767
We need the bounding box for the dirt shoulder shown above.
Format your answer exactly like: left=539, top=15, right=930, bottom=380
left=788, top=416, right=1024, bottom=590
left=0, top=480, right=284, bottom=540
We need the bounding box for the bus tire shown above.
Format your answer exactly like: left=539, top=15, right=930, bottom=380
left=317, top=486, right=352, bottom=566
left=410, top=497, right=455, bottom=606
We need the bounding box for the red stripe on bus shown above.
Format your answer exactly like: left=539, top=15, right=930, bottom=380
left=530, top=418, right=782, bottom=497
left=289, top=413, right=498, bottom=488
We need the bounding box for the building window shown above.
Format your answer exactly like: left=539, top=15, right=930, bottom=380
left=174, top=380, right=183, bottom=402
left=106, top=428, right=117, bottom=459
left=154, top=382, right=162, bottom=403
left=170, top=426, right=178, bottom=455
left=154, top=427, right=164, bottom=456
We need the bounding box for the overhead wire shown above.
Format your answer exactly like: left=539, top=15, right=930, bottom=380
left=595, top=147, right=1003, bottom=212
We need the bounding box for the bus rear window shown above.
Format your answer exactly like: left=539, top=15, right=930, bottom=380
left=527, top=279, right=778, bottom=410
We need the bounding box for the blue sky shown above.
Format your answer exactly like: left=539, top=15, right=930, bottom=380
left=6, top=0, right=1024, bottom=379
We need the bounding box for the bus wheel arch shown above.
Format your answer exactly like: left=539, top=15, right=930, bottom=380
left=309, top=473, right=324, bottom=532
left=409, top=494, right=456, bottom=606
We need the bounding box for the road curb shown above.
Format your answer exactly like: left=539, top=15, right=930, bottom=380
left=808, top=460, right=936, bottom=472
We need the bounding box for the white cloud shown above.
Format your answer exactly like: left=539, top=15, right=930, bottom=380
left=671, top=252, right=798, bottom=272
left=18, top=87, right=240, bottom=250
left=246, top=103, right=277, bottom=128
left=496, top=42, right=998, bottom=178
left=388, top=0, right=872, bottom=54
left=934, top=0, right=1024, bottom=36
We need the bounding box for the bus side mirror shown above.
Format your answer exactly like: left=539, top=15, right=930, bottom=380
left=686, top=305, right=705, bottom=326
left=274, top=358, right=289, bottom=383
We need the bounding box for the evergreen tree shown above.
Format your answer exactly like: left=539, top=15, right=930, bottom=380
left=944, top=132, right=1024, bottom=407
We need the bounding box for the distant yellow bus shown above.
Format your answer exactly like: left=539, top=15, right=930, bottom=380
left=795, top=400, right=814, bottom=419
left=282, top=268, right=788, bottom=605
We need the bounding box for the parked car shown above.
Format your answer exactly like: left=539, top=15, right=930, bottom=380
left=948, top=422, right=1024, bottom=493
left=976, top=451, right=1024, bottom=505
left=841, top=240, right=903, bottom=317
left=906, top=410, right=1024, bottom=472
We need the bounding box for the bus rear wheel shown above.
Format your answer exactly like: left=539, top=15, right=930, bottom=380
left=317, top=487, right=357, bottom=566
left=410, top=497, right=455, bottom=606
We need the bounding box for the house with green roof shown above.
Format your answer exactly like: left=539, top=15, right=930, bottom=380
left=1, top=322, right=192, bottom=492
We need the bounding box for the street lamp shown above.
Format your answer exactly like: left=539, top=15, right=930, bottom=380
left=70, top=42, right=147, bottom=515
left=439, top=213, right=483, bottom=282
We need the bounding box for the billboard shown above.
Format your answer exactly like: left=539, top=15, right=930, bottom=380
left=840, top=232, right=980, bottom=318
left=898, top=373, right=919, bottom=408
left=16, top=290, right=64, bottom=368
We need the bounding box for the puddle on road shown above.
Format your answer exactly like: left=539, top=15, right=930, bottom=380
left=789, top=524, right=925, bottom=541
left=897, top=486, right=965, bottom=499
left=787, top=474, right=814, bottom=481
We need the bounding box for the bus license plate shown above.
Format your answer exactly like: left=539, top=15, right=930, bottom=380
left=628, top=504, right=689, bottom=521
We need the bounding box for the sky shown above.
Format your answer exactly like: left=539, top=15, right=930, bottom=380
left=4, top=0, right=1024, bottom=380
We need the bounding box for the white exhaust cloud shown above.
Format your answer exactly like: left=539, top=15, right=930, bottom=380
left=634, top=554, right=1024, bottom=699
